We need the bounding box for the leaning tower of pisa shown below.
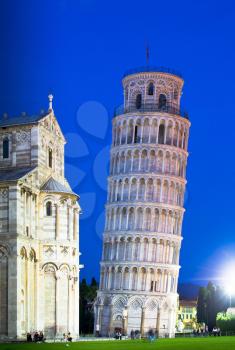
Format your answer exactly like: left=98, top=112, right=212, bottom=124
left=95, top=66, right=190, bottom=338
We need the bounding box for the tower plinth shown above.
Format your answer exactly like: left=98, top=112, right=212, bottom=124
left=95, top=67, right=190, bottom=338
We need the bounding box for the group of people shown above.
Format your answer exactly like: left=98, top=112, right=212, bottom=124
left=115, top=329, right=157, bottom=341
left=115, top=331, right=122, bottom=340
left=63, top=333, right=73, bottom=342
left=130, top=330, right=141, bottom=339
left=26, top=331, right=44, bottom=342
left=193, top=327, right=208, bottom=336
left=212, top=327, right=221, bottom=336
left=193, top=326, right=221, bottom=337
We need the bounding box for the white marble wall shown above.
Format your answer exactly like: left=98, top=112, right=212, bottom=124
left=97, top=71, right=190, bottom=338
left=0, top=111, right=81, bottom=340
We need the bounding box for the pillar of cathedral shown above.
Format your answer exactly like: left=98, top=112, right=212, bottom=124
left=96, top=66, right=191, bottom=337
left=140, top=307, right=146, bottom=337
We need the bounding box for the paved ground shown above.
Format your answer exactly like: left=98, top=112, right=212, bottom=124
left=0, top=337, right=235, bottom=350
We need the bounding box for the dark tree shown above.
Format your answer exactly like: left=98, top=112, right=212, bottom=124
left=197, top=282, right=229, bottom=331
left=206, top=282, right=217, bottom=330
left=79, top=278, right=99, bottom=335
left=197, top=287, right=207, bottom=323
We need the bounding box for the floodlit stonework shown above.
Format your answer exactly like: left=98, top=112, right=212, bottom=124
left=95, top=67, right=190, bottom=338
left=0, top=97, right=81, bottom=340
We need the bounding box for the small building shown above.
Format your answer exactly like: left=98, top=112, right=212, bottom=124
left=177, top=300, right=197, bottom=332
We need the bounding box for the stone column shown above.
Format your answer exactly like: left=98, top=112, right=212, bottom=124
left=73, top=209, right=78, bottom=241
left=10, top=254, right=21, bottom=338
left=34, top=259, right=40, bottom=331
left=156, top=307, right=161, bottom=336
left=36, top=270, right=44, bottom=332
left=55, top=204, right=60, bottom=239
left=99, top=305, right=104, bottom=335
left=156, top=122, right=159, bottom=144
left=73, top=277, right=79, bottom=338
left=67, top=275, right=72, bottom=334
left=168, top=308, right=173, bottom=337
left=26, top=256, right=30, bottom=332
left=123, top=307, right=128, bottom=335
left=55, top=271, right=61, bottom=336
left=140, top=122, right=144, bottom=143
left=140, top=306, right=146, bottom=337
left=164, top=122, right=168, bottom=144
left=109, top=304, right=114, bottom=335
left=115, top=241, right=119, bottom=260
left=11, top=130, right=17, bottom=166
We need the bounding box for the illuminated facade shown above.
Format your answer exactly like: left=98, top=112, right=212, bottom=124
left=95, top=67, right=191, bottom=337
left=0, top=97, right=81, bottom=340
left=177, top=300, right=197, bottom=332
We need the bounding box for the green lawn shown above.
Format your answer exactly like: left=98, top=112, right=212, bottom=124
left=0, top=337, right=235, bottom=350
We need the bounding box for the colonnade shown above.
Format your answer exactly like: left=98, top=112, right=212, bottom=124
left=110, top=148, right=187, bottom=178
left=105, top=206, right=183, bottom=235
left=108, top=177, right=185, bottom=206
left=100, top=265, right=178, bottom=294
left=102, top=236, right=180, bottom=265
left=19, top=246, right=78, bottom=337
left=113, top=116, right=189, bottom=150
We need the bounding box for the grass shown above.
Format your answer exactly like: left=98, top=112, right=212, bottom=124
left=0, top=337, right=235, bottom=350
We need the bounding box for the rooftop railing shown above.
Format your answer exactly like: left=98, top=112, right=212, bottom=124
left=123, top=66, right=183, bottom=79
left=114, top=102, right=189, bottom=120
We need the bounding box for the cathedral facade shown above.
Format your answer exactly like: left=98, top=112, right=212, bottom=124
left=95, top=67, right=190, bottom=337
left=0, top=96, right=81, bottom=339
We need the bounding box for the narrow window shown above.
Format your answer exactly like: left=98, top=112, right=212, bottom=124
left=46, top=201, right=52, bottom=216
left=48, top=148, right=52, bottom=168
left=159, top=94, right=167, bottom=109
left=158, top=124, right=165, bottom=144
left=136, top=94, right=142, bottom=109
left=134, top=125, right=138, bottom=143
left=3, top=138, right=9, bottom=159
left=147, top=82, right=154, bottom=96
left=150, top=281, right=154, bottom=292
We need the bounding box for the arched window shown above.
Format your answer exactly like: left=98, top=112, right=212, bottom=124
left=3, top=138, right=9, bottom=159
left=159, top=94, right=167, bottom=109
left=46, top=201, right=52, bottom=216
left=147, top=82, right=154, bottom=96
left=158, top=124, right=165, bottom=144
left=136, top=94, right=142, bottom=109
left=48, top=148, right=53, bottom=168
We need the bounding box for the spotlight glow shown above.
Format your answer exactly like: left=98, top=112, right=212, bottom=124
left=223, top=263, right=235, bottom=297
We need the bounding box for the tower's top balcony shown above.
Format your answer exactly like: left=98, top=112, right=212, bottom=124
left=120, top=66, right=186, bottom=119
left=114, top=101, right=189, bottom=120
left=123, top=66, right=183, bottom=79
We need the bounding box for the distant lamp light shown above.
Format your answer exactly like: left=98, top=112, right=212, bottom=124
left=225, top=285, right=235, bottom=297
left=223, top=264, right=235, bottom=307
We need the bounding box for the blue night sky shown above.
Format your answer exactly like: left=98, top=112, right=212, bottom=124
left=1, top=0, right=235, bottom=285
